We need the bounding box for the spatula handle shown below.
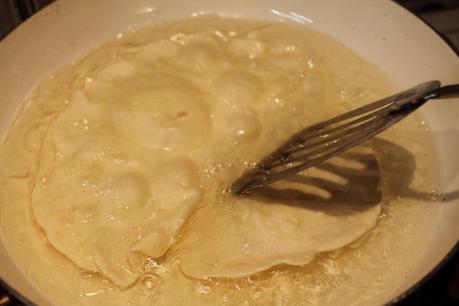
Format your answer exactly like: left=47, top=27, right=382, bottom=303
left=432, top=84, right=459, bottom=99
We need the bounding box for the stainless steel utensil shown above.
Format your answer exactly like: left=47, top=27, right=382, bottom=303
left=232, top=80, right=459, bottom=196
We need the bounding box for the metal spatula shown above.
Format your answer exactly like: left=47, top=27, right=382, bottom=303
left=232, top=81, right=459, bottom=196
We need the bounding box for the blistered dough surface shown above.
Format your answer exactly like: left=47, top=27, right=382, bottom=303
left=29, top=18, right=384, bottom=285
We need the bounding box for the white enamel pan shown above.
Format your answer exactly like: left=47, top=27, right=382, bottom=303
left=0, top=0, right=458, bottom=305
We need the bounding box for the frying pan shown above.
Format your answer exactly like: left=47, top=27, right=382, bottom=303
left=0, top=0, right=458, bottom=305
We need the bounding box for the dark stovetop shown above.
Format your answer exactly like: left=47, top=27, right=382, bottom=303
left=0, top=1, right=458, bottom=305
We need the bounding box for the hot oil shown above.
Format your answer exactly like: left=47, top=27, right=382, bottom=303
left=70, top=121, right=440, bottom=306
left=0, top=17, right=441, bottom=306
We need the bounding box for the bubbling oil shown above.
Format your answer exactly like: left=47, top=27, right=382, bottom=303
left=0, top=17, right=440, bottom=306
